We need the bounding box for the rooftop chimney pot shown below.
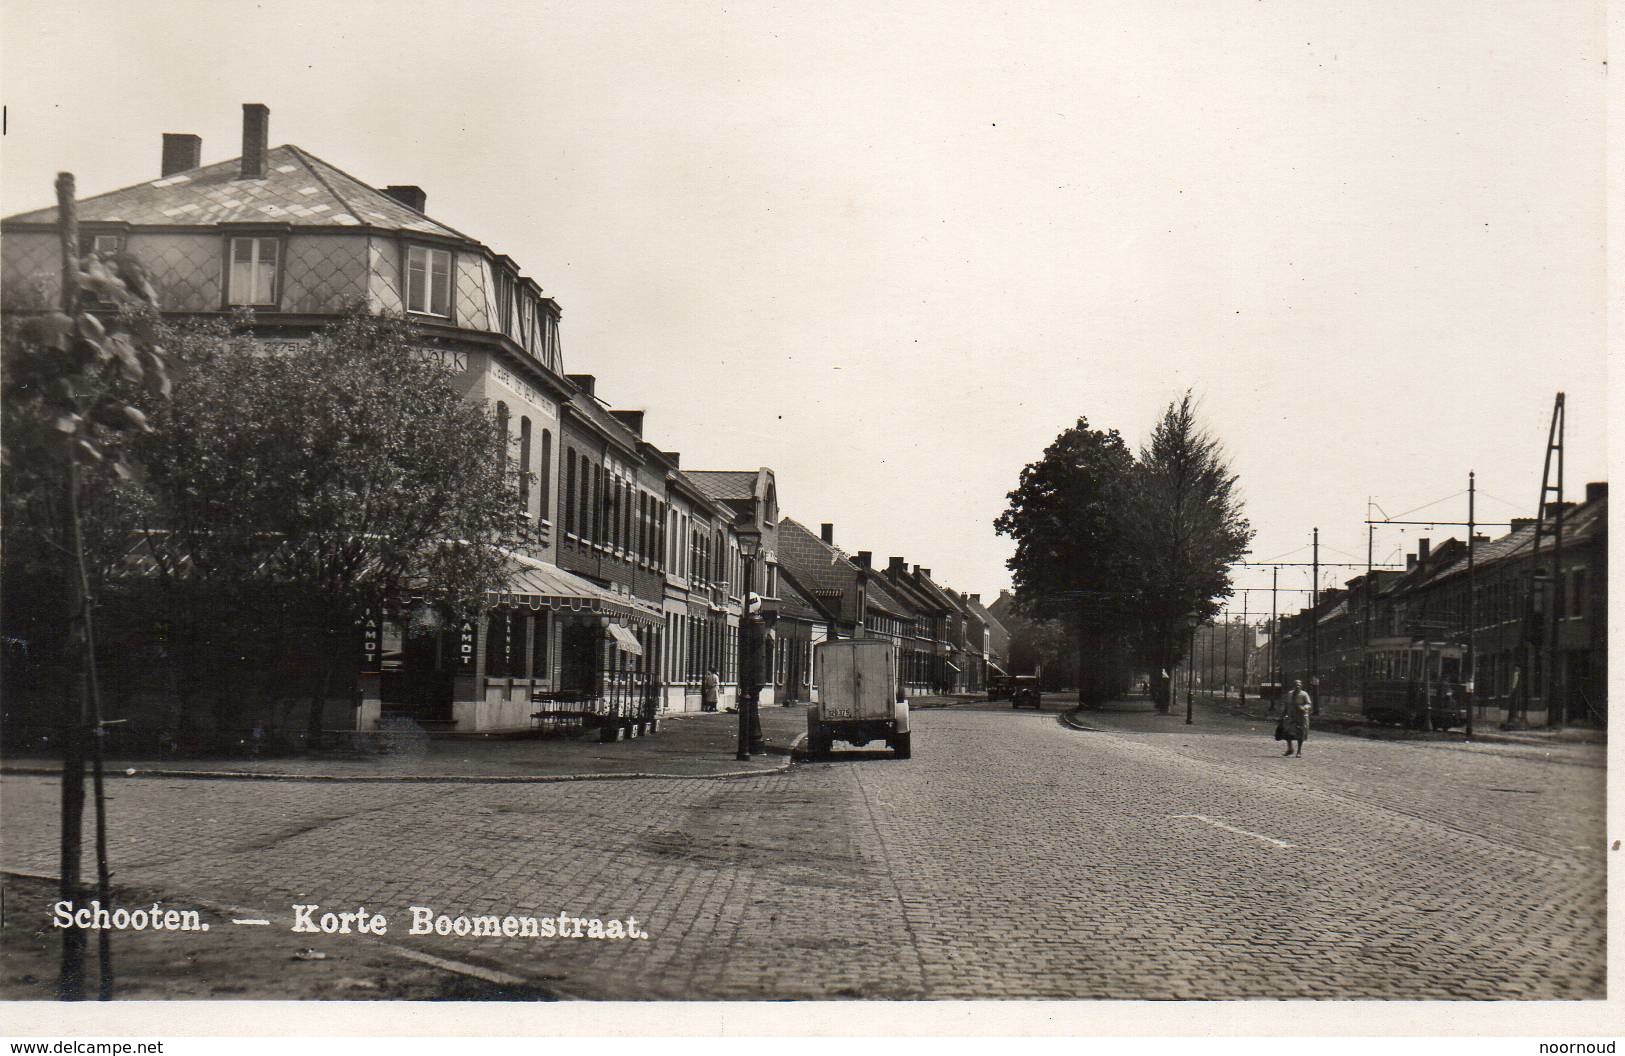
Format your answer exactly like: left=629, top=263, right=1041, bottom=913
left=820, top=523, right=834, bottom=545
left=240, top=103, right=269, bottom=179
left=566, top=373, right=596, bottom=397
left=1585, top=481, right=1607, bottom=503
left=383, top=185, right=427, bottom=212
left=610, top=410, right=645, bottom=436
left=1417, top=538, right=1430, bottom=562
left=887, top=556, right=907, bottom=575
left=854, top=551, right=872, bottom=569
left=161, top=133, right=201, bottom=177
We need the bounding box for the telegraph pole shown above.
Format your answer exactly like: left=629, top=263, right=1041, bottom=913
left=1466, top=471, right=1476, bottom=738
left=1239, top=591, right=1248, bottom=708
left=1309, top=527, right=1319, bottom=703
left=1269, top=566, right=1278, bottom=704
left=1222, top=612, right=1230, bottom=702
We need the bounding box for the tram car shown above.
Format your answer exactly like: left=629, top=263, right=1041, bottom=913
left=1361, top=640, right=1470, bottom=730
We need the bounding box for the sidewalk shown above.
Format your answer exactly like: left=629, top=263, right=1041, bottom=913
left=1132, top=691, right=1605, bottom=748
left=0, top=705, right=810, bottom=783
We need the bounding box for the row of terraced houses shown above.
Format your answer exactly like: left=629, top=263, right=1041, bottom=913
left=1258, top=486, right=1608, bottom=725
left=0, top=105, right=1010, bottom=736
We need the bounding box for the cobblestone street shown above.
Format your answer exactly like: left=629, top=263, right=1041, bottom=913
left=0, top=698, right=1605, bottom=1000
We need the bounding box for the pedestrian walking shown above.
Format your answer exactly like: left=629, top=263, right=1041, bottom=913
left=701, top=668, right=720, bottom=713
left=1275, top=679, right=1313, bottom=756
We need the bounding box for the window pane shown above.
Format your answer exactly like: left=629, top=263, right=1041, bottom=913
left=234, top=238, right=254, bottom=263
left=430, top=250, right=451, bottom=316
left=407, top=249, right=427, bottom=312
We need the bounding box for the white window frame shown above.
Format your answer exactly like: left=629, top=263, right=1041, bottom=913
left=406, top=245, right=452, bottom=318
left=228, top=236, right=280, bottom=307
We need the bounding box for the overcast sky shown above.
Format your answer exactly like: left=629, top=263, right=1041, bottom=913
left=1, top=0, right=1608, bottom=613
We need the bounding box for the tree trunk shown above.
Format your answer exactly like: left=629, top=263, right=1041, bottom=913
left=305, top=634, right=336, bottom=749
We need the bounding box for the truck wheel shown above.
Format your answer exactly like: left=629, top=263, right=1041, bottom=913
left=890, top=732, right=911, bottom=759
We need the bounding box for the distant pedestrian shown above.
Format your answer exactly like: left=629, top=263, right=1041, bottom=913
left=1277, top=679, right=1312, bottom=756
left=701, top=668, right=720, bottom=713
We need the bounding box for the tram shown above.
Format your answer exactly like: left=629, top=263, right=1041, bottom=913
left=1361, top=638, right=1470, bottom=730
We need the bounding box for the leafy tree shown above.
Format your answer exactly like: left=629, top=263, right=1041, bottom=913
left=1, top=173, right=172, bottom=1000
left=994, top=418, right=1139, bottom=705
left=1127, top=393, right=1253, bottom=703
left=132, top=310, right=533, bottom=743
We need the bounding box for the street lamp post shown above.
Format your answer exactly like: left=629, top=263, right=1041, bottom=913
left=736, top=531, right=763, bottom=761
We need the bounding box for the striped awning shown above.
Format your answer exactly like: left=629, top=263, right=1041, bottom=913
left=606, top=623, right=645, bottom=655
left=490, top=552, right=660, bottom=625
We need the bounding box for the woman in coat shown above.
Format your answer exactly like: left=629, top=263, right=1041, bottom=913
left=1279, top=679, right=1313, bottom=756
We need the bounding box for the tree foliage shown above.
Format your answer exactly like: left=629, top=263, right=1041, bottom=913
left=127, top=310, right=533, bottom=739
left=1128, top=392, right=1253, bottom=692
left=995, top=394, right=1253, bottom=705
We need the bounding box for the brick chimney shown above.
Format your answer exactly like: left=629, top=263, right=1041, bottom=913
left=853, top=551, right=872, bottom=569
left=969, top=594, right=981, bottom=605
left=1585, top=481, right=1607, bottom=503
left=660, top=450, right=680, bottom=468
left=887, top=556, right=907, bottom=576
left=161, top=133, right=201, bottom=177
left=240, top=103, right=269, bottom=179
left=610, top=410, right=644, bottom=436
left=566, top=373, right=596, bottom=396
left=1511, top=518, right=1535, bottom=533
left=1407, top=554, right=1417, bottom=571
left=1544, top=501, right=1575, bottom=520
left=820, top=523, right=834, bottom=545
left=383, top=185, right=427, bottom=213
left=1417, top=538, right=1430, bottom=563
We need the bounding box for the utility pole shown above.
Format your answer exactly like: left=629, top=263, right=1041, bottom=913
left=1222, top=613, right=1230, bottom=702
left=1545, top=400, right=1566, bottom=728
left=1239, top=591, right=1248, bottom=709
left=1310, top=527, right=1319, bottom=704
left=1269, top=566, right=1278, bottom=699
left=1466, top=471, right=1476, bottom=738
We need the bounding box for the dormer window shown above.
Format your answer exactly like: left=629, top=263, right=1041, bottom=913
left=228, top=236, right=280, bottom=306
left=407, top=245, right=452, bottom=317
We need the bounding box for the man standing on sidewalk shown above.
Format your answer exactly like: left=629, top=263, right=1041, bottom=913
left=701, top=668, right=720, bottom=713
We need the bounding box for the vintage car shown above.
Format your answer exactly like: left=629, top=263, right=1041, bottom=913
left=1010, top=675, right=1042, bottom=709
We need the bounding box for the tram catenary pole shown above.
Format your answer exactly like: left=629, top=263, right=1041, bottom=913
left=1466, top=471, right=1476, bottom=739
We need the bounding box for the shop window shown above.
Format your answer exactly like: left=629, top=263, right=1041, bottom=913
left=228, top=236, right=280, bottom=306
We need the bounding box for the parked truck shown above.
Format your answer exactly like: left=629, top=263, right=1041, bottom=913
left=807, top=638, right=910, bottom=758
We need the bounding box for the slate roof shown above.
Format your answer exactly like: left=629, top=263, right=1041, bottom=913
left=773, top=571, right=828, bottom=623
left=775, top=517, right=914, bottom=621
left=4, top=144, right=467, bottom=239
left=777, top=518, right=857, bottom=597
left=861, top=572, right=915, bottom=621
left=685, top=471, right=757, bottom=502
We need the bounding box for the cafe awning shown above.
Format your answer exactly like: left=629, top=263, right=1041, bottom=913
left=987, top=659, right=1008, bottom=676
left=490, top=552, right=660, bottom=625
left=945, top=660, right=960, bottom=672
left=606, top=623, right=644, bottom=656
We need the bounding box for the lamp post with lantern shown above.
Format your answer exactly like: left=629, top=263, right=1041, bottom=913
left=736, top=530, right=765, bottom=760
left=1184, top=612, right=1203, bottom=725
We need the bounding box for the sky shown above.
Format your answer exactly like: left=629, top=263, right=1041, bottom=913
left=1, top=0, right=1609, bottom=616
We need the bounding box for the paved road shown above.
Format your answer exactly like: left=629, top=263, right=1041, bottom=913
left=0, top=697, right=1604, bottom=999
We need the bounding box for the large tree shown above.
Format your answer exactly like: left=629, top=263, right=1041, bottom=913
left=994, top=417, right=1139, bottom=705
left=130, top=310, right=533, bottom=743
left=1127, top=393, right=1253, bottom=704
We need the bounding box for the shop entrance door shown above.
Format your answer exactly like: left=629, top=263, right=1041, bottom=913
left=380, top=610, right=454, bottom=720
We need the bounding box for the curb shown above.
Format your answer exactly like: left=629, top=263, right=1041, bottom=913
left=0, top=733, right=808, bottom=786
left=1, top=867, right=574, bottom=1001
